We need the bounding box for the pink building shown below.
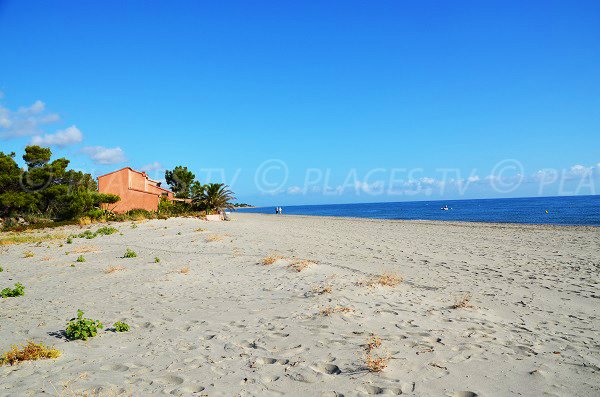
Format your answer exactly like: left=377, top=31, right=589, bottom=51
left=98, top=167, right=175, bottom=213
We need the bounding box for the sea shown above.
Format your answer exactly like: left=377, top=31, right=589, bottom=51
left=237, top=195, right=600, bottom=226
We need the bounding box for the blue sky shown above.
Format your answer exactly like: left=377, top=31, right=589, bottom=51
left=1, top=0, right=599, bottom=205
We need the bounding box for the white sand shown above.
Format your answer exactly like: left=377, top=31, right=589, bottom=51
left=1, top=213, right=599, bottom=396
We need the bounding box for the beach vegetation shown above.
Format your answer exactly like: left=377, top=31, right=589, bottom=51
left=23, top=250, right=34, bottom=258
left=205, top=234, right=224, bottom=242
left=0, top=146, right=120, bottom=227
left=288, top=259, right=317, bottom=272
left=113, top=321, right=130, bottom=332
left=76, top=255, right=86, bottom=262
left=123, top=248, right=137, bottom=258
left=452, top=293, right=475, bottom=309
left=360, top=273, right=403, bottom=288
left=1, top=283, right=25, bottom=298
left=105, top=265, right=126, bottom=273
left=312, top=285, right=333, bottom=295
left=65, top=310, right=103, bottom=340
left=165, top=166, right=196, bottom=198
left=319, top=306, right=354, bottom=316
left=0, top=341, right=61, bottom=366
left=365, top=352, right=390, bottom=372
left=171, top=266, right=190, bottom=274
left=154, top=257, right=160, bottom=263
left=192, top=183, right=236, bottom=214
left=0, top=232, right=67, bottom=245
left=262, top=255, right=284, bottom=265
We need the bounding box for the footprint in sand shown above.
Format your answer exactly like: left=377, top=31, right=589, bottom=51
left=361, top=385, right=402, bottom=395
left=313, top=363, right=342, bottom=375
left=450, top=392, right=479, bottom=397
left=100, top=364, right=129, bottom=372
left=170, top=385, right=205, bottom=395
left=152, top=374, right=185, bottom=386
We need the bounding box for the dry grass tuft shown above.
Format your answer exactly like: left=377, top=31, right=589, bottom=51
left=319, top=306, right=354, bottom=316
left=205, top=234, right=224, bottom=242
left=451, top=293, right=475, bottom=309
left=288, top=259, right=318, bottom=272
left=104, top=265, right=126, bottom=274
left=262, top=255, right=285, bottom=265
left=77, top=217, right=92, bottom=226
left=363, top=334, right=389, bottom=372
left=366, top=334, right=382, bottom=351
left=70, top=246, right=99, bottom=254
left=194, top=228, right=206, bottom=232
left=171, top=266, right=190, bottom=274
left=312, top=284, right=333, bottom=295
left=0, top=233, right=67, bottom=246
left=365, top=352, right=390, bottom=372
left=1, top=341, right=61, bottom=366
left=23, top=250, right=34, bottom=258
left=360, top=272, right=403, bottom=288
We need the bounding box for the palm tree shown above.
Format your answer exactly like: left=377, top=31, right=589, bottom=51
left=193, top=183, right=236, bottom=214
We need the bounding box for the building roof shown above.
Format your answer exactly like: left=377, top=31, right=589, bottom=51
left=97, top=167, right=173, bottom=194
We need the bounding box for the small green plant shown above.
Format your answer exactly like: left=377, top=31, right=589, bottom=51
left=65, top=310, right=103, bottom=340
left=1, top=283, right=25, bottom=298
left=0, top=266, right=3, bottom=272
left=23, top=251, right=34, bottom=258
left=95, top=226, right=118, bottom=236
left=123, top=248, right=137, bottom=258
left=76, top=255, right=86, bottom=263
left=177, top=232, right=182, bottom=235
left=66, top=237, right=73, bottom=244
left=113, top=321, right=130, bottom=332
left=70, top=264, right=75, bottom=267
left=77, top=230, right=96, bottom=239
left=154, top=257, right=160, bottom=263
left=131, top=223, right=138, bottom=229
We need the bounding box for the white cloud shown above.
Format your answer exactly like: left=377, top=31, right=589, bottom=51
left=140, top=161, right=162, bottom=172
left=0, top=98, right=60, bottom=138
left=82, top=146, right=126, bottom=164
left=287, top=186, right=303, bottom=195
left=30, top=125, right=83, bottom=147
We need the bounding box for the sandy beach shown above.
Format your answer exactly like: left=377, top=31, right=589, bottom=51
left=1, top=213, right=599, bottom=396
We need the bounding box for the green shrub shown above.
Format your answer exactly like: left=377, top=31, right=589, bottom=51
left=76, top=255, right=86, bottom=263
left=113, top=321, right=130, bottom=332
left=66, top=237, right=72, bottom=244
left=123, top=248, right=137, bottom=258
left=154, top=257, right=160, bottom=263
left=0, top=266, right=3, bottom=272
left=65, top=310, right=103, bottom=340
left=86, top=208, right=105, bottom=219
left=96, top=226, right=118, bottom=236
left=1, top=283, right=25, bottom=298
left=77, top=230, right=96, bottom=239
left=131, top=223, right=138, bottom=229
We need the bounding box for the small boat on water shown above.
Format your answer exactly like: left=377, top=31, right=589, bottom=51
left=441, top=205, right=449, bottom=211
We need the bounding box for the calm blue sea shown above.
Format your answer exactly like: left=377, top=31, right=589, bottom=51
left=238, top=195, right=600, bottom=226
